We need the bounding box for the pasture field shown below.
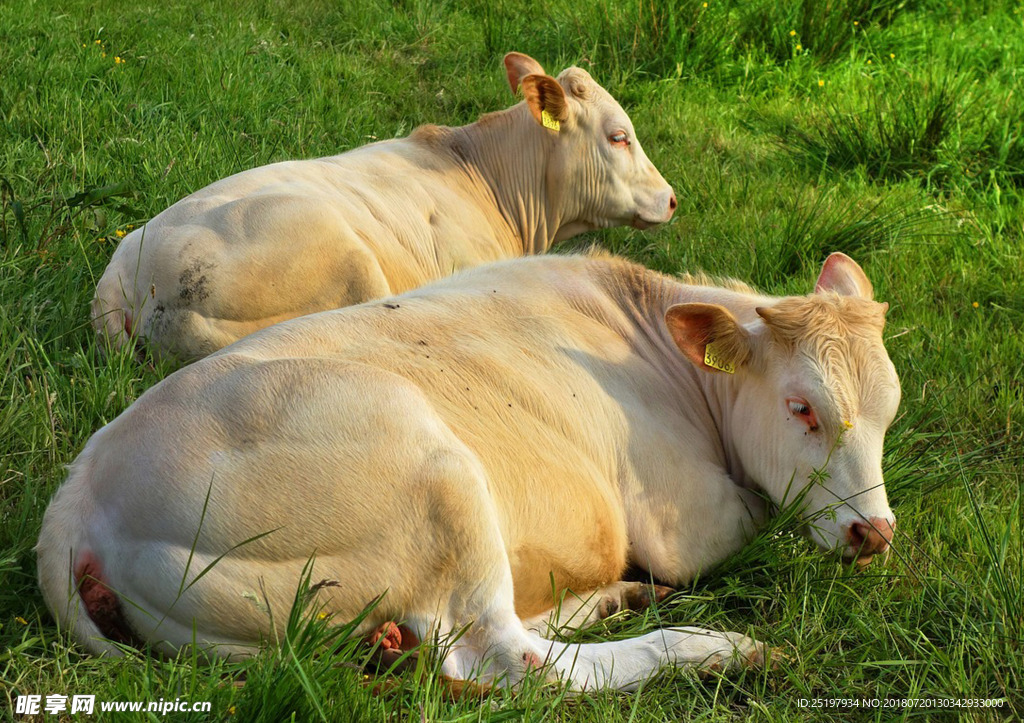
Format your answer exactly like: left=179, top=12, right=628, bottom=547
left=1, top=0, right=1021, bottom=720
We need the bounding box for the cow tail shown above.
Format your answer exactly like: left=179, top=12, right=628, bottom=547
left=36, top=456, right=126, bottom=656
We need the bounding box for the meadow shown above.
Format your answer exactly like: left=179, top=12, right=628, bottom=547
left=1, top=0, right=1022, bottom=719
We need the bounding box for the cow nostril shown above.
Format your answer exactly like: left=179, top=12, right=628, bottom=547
left=848, top=521, right=868, bottom=549
left=668, top=194, right=677, bottom=211
left=847, top=517, right=894, bottom=556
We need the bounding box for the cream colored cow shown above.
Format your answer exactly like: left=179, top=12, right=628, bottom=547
left=93, top=52, right=675, bottom=362
left=40, top=251, right=899, bottom=691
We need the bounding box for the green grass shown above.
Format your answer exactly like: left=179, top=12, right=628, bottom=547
left=1, top=0, right=1022, bottom=720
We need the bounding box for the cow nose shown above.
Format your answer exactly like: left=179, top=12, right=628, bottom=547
left=668, top=193, right=677, bottom=212
left=846, top=517, right=895, bottom=557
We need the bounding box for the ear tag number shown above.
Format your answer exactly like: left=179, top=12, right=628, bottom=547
left=541, top=109, right=561, bottom=132
left=704, top=342, right=735, bottom=374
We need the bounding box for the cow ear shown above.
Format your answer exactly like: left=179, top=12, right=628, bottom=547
left=815, top=252, right=874, bottom=299
left=504, top=52, right=545, bottom=95
left=665, top=303, right=752, bottom=374
left=521, top=74, right=569, bottom=126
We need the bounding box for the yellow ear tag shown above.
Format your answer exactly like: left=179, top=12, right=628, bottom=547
left=541, top=109, right=560, bottom=132
left=703, top=342, right=735, bottom=374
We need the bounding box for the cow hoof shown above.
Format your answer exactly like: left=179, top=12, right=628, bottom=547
left=596, top=596, right=620, bottom=619
left=622, top=582, right=675, bottom=612
left=759, top=645, right=790, bottom=671
left=740, top=640, right=782, bottom=670
left=695, top=633, right=774, bottom=677
left=595, top=583, right=676, bottom=622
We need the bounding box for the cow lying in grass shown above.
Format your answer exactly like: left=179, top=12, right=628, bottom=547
left=40, top=251, right=899, bottom=691
left=92, top=52, right=675, bottom=362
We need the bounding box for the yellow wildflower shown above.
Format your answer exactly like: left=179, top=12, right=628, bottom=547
left=890, top=53, right=895, bottom=59
left=818, top=79, right=825, bottom=87
left=972, top=301, right=979, bottom=308
left=115, top=56, right=124, bottom=64
left=796, top=44, right=802, bottom=52
left=115, top=229, right=126, bottom=238
left=702, top=2, right=708, bottom=6
left=318, top=611, right=328, bottom=620
left=790, top=30, right=797, bottom=36
left=853, top=20, right=859, bottom=26
left=842, top=420, right=853, bottom=430
left=867, top=59, right=872, bottom=64
left=101, top=52, right=106, bottom=58
left=16, top=616, right=28, bottom=625
left=95, top=39, right=101, bottom=44
left=228, top=706, right=236, bottom=715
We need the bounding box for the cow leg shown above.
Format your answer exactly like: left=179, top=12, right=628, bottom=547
left=438, top=565, right=769, bottom=691
left=448, top=587, right=772, bottom=691
left=523, top=581, right=674, bottom=636
left=432, top=505, right=768, bottom=690
left=536, top=626, right=773, bottom=690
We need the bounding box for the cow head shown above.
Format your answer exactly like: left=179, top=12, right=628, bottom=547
left=666, top=253, right=900, bottom=565
left=503, top=52, right=676, bottom=240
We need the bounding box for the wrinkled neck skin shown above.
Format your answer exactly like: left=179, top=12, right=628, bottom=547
left=701, top=364, right=756, bottom=490
left=442, top=104, right=571, bottom=256
left=640, top=284, right=770, bottom=495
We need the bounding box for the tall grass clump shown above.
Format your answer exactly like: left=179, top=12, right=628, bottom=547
left=227, top=566, right=381, bottom=723
left=762, top=190, right=955, bottom=278
left=775, top=70, right=970, bottom=185
left=621, top=0, right=738, bottom=79
left=737, top=0, right=907, bottom=65
left=967, top=117, right=1024, bottom=189
left=477, top=0, right=737, bottom=81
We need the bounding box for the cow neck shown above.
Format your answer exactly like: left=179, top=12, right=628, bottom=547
left=700, top=360, right=753, bottom=490
left=446, top=105, right=561, bottom=257
left=640, top=279, right=756, bottom=490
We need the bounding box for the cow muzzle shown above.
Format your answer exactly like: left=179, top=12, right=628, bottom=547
left=632, top=191, right=676, bottom=229
left=842, top=516, right=895, bottom=567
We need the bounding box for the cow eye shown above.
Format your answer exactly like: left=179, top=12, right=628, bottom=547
left=609, top=131, right=629, bottom=147
left=787, top=397, right=819, bottom=431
